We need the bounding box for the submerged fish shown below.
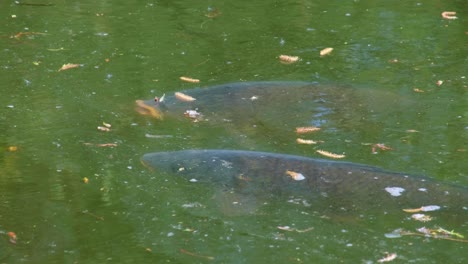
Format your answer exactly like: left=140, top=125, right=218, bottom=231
left=142, top=149, right=467, bottom=221
left=136, top=81, right=405, bottom=129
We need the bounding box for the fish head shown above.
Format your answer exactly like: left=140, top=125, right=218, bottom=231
left=135, top=99, right=168, bottom=120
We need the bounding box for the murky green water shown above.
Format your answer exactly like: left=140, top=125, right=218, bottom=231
left=0, top=0, right=466, bottom=263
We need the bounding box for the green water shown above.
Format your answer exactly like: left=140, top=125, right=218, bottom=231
left=0, top=0, right=466, bottom=263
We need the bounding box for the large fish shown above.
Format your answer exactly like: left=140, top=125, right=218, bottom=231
left=135, top=81, right=407, bottom=131
left=136, top=81, right=414, bottom=152
left=142, top=149, right=467, bottom=222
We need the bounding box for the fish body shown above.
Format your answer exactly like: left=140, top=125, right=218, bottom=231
left=135, top=81, right=395, bottom=127
left=142, top=149, right=467, bottom=220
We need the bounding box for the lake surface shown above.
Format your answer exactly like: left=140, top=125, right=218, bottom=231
left=0, top=0, right=466, bottom=263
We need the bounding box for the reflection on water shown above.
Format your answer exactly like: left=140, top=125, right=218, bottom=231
left=0, top=0, right=466, bottom=263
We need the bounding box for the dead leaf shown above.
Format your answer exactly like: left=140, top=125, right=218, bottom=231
left=58, top=63, right=80, bottom=71
left=316, top=150, right=345, bottom=159
left=180, top=76, right=200, bottom=83
left=441, top=11, right=457, bottom=20
left=205, top=8, right=222, bottom=18
left=296, top=138, right=318, bottom=145
left=7, top=146, right=18, bottom=152
left=7, top=232, right=17, bottom=244
left=320, top=47, right=333, bottom=57
left=296, top=126, right=321, bottom=134
left=97, top=126, right=110, bottom=132
left=411, top=214, right=432, bottom=222
left=377, top=252, right=397, bottom=263
left=279, top=55, right=300, bottom=64
left=175, top=92, right=196, bottom=102
left=286, top=170, right=306, bottom=181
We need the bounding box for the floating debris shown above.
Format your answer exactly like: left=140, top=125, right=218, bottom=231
left=7, top=232, right=17, bottom=244
left=286, top=170, right=306, bottom=181
left=320, top=47, right=333, bottom=57
left=372, top=143, right=393, bottom=154
left=411, top=214, right=432, bottom=222
left=83, top=177, right=89, bottom=184
left=175, top=92, right=196, bottom=102
left=184, top=109, right=202, bottom=119
left=145, top=134, right=173, bottom=138
left=436, top=80, right=444, bottom=86
left=97, top=126, right=110, bottom=132
left=296, top=126, right=321, bottom=134
left=180, top=76, right=200, bottom=83
left=179, top=248, right=214, bottom=261
left=377, top=252, right=397, bottom=263
left=277, top=226, right=314, bottom=233
left=403, top=205, right=441, bottom=213
left=279, top=55, right=300, bottom=64
left=296, top=138, right=318, bottom=145
left=316, top=149, right=345, bottom=159
left=58, top=63, right=80, bottom=71
left=385, top=187, right=405, bottom=197
left=83, top=142, right=118, bottom=147
left=7, top=146, right=18, bottom=152
left=441, top=11, right=457, bottom=20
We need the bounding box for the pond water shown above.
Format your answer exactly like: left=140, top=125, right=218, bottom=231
left=0, top=0, right=466, bottom=263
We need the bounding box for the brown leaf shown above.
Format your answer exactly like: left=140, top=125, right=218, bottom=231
left=279, top=55, right=300, bottom=64
left=441, top=11, right=457, bottom=20
left=58, top=63, right=80, bottom=71
left=180, top=76, right=200, bottom=83
left=320, top=47, right=333, bottom=57
left=316, top=150, right=345, bottom=159
left=175, top=92, right=196, bottom=102
left=296, top=126, right=321, bottom=134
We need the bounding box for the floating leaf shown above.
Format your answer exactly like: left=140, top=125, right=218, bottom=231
left=296, top=126, right=321, bottom=134
left=7, top=146, right=18, bottom=152
left=279, top=55, right=299, bottom=64
left=372, top=143, right=393, bottom=154
left=7, top=232, right=17, bottom=244
left=316, top=149, right=345, bottom=159
left=180, top=76, right=200, bottom=83
left=175, top=92, right=196, bottom=102
left=441, top=11, right=457, bottom=20
left=403, top=205, right=440, bottom=213
left=97, top=126, right=110, bottom=132
left=286, top=170, right=306, bottom=181
left=205, top=7, right=222, bottom=18
left=58, top=63, right=80, bottom=71
left=411, top=214, right=432, bottom=222
left=296, top=138, right=318, bottom=145
left=320, top=47, right=333, bottom=57
left=385, top=187, right=405, bottom=197
left=277, top=226, right=313, bottom=232
left=83, top=177, right=89, bottom=184
left=184, top=109, right=202, bottom=119
left=377, top=252, right=397, bottom=263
